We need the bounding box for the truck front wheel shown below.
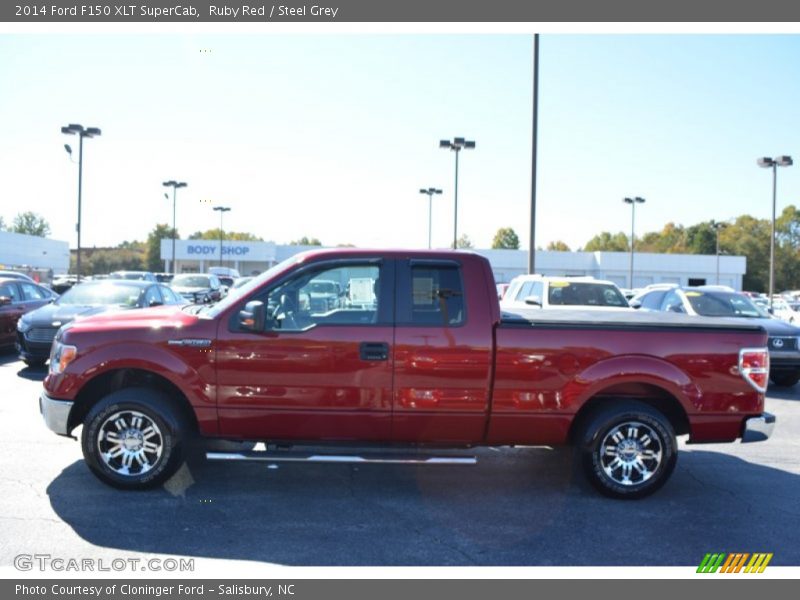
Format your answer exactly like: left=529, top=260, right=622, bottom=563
left=577, top=401, right=677, bottom=499
left=81, top=388, right=189, bottom=490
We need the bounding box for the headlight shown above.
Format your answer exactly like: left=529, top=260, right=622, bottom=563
left=17, top=318, right=31, bottom=333
left=49, top=342, right=77, bottom=375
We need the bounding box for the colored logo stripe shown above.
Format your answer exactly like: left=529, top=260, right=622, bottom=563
left=697, top=553, right=772, bottom=573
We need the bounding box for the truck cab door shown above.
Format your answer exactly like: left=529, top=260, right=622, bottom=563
left=215, top=258, right=395, bottom=441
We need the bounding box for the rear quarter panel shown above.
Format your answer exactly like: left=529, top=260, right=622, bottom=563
left=489, top=325, right=767, bottom=445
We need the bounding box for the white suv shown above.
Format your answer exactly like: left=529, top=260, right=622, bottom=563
left=501, top=275, right=631, bottom=311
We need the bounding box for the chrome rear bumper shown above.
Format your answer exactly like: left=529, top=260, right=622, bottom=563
left=742, top=412, right=776, bottom=443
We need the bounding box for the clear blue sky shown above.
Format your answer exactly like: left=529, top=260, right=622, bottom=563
left=0, top=34, right=798, bottom=251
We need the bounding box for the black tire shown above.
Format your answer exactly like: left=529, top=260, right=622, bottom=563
left=576, top=400, right=677, bottom=500
left=81, top=387, right=190, bottom=490
left=769, top=371, right=800, bottom=388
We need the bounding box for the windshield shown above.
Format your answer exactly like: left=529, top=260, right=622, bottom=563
left=56, top=283, right=143, bottom=307
left=172, top=275, right=211, bottom=288
left=547, top=282, right=628, bottom=307
left=308, top=281, right=338, bottom=294
left=204, top=255, right=304, bottom=318
left=684, top=291, right=765, bottom=317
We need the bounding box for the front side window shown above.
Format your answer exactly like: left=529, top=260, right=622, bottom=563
left=515, top=281, right=534, bottom=301
left=639, top=290, right=668, bottom=310
left=20, top=282, right=48, bottom=301
left=144, top=286, right=162, bottom=307
left=661, top=290, right=686, bottom=313
left=263, top=264, right=381, bottom=332
left=408, top=265, right=465, bottom=326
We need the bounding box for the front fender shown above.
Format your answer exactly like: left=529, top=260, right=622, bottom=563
left=45, top=341, right=214, bottom=411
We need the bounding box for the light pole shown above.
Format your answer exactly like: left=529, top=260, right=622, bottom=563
left=419, top=188, right=442, bottom=249
left=162, top=180, right=187, bottom=275
left=213, top=206, right=231, bottom=267
left=711, top=220, right=728, bottom=285
left=758, top=156, right=793, bottom=308
left=61, top=123, right=101, bottom=282
left=623, top=197, right=645, bottom=289
left=439, top=137, right=476, bottom=249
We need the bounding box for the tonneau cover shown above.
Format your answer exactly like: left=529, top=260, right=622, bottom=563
left=500, top=308, right=767, bottom=333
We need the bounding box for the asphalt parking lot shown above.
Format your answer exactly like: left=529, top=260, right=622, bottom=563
left=1, top=351, right=799, bottom=569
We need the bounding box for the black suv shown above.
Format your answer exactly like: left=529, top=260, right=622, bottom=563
left=632, top=285, right=800, bottom=387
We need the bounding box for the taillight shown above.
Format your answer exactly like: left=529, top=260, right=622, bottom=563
left=739, top=347, right=769, bottom=393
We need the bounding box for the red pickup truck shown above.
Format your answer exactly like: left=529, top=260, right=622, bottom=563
left=40, top=249, right=774, bottom=499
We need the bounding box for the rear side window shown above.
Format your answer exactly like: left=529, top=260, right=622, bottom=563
left=408, top=265, right=465, bottom=326
left=0, top=282, right=20, bottom=302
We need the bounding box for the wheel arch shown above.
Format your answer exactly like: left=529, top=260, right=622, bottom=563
left=67, top=368, right=200, bottom=436
left=568, top=382, right=690, bottom=444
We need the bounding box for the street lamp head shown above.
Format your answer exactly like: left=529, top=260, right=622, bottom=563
left=63, top=144, right=72, bottom=155
left=60, top=126, right=76, bottom=135
left=464, top=141, right=476, bottom=149
left=163, top=180, right=177, bottom=187
left=433, top=188, right=443, bottom=194
left=83, top=127, right=101, bottom=138
left=623, top=197, right=634, bottom=205
left=757, top=157, right=775, bottom=168
left=635, top=197, right=646, bottom=204
left=164, top=192, right=169, bottom=200
left=776, top=155, right=793, bottom=167
left=213, top=206, right=231, bottom=213
left=176, top=181, right=188, bottom=189
left=419, top=189, right=428, bottom=194
left=439, top=140, right=451, bottom=149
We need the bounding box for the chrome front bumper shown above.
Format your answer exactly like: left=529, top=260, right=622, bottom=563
left=39, top=391, right=74, bottom=437
left=742, top=412, right=776, bottom=443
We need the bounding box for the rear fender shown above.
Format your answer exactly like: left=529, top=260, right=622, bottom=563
left=568, top=355, right=701, bottom=414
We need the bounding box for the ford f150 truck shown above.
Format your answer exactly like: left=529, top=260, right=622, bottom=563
left=40, top=249, right=775, bottom=499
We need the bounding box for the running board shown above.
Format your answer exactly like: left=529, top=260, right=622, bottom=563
left=205, top=450, right=477, bottom=465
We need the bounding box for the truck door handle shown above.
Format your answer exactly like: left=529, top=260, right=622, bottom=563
left=360, top=342, right=389, bottom=361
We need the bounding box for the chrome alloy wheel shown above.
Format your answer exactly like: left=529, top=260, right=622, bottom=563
left=599, top=421, right=663, bottom=486
left=96, top=410, right=164, bottom=476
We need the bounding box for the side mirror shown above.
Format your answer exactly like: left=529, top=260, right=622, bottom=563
left=149, top=299, right=163, bottom=307
left=239, top=300, right=266, bottom=332
left=768, top=307, right=775, bottom=315
left=0, top=296, right=11, bottom=307
left=629, top=299, right=642, bottom=309
left=524, top=295, right=542, bottom=307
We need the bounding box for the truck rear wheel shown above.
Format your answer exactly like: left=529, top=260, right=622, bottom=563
left=577, top=401, right=677, bottom=499
left=81, top=387, right=190, bottom=490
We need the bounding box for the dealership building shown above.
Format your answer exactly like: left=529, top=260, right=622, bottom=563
left=0, top=230, right=71, bottom=279
left=160, top=239, right=747, bottom=290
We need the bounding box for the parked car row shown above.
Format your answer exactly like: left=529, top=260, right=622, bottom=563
left=496, top=274, right=800, bottom=389
left=2, top=267, right=252, bottom=366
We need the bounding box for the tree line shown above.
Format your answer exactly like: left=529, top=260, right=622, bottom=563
left=12, top=208, right=799, bottom=292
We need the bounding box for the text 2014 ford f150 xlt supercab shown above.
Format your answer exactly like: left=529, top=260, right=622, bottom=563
left=40, top=249, right=775, bottom=498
